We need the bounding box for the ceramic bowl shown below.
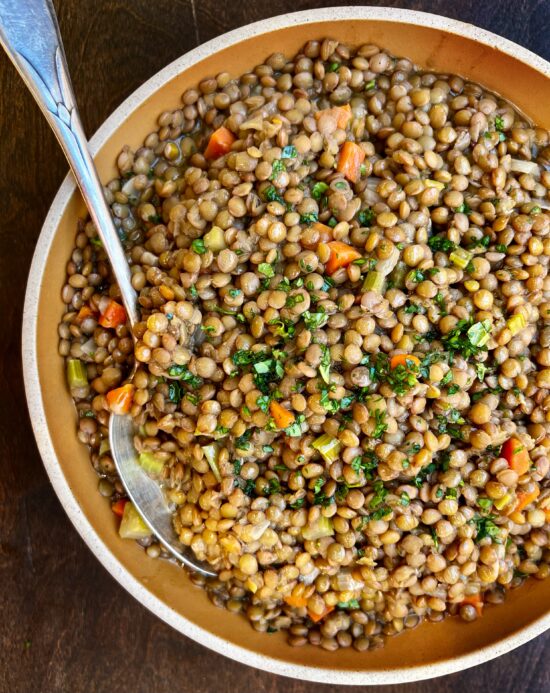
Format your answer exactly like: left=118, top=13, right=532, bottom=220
left=23, top=7, right=550, bottom=685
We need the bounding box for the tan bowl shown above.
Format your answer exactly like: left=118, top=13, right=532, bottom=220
left=23, top=7, right=550, bottom=684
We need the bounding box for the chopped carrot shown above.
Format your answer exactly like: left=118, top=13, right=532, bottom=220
left=544, top=508, right=550, bottom=523
left=284, top=594, right=308, bottom=609
left=270, top=401, right=295, bottom=429
left=301, top=221, right=332, bottom=249
left=501, top=437, right=531, bottom=476
left=513, top=485, right=540, bottom=513
left=324, top=241, right=362, bottom=274
left=76, top=305, right=96, bottom=323
left=204, top=126, right=235, bottom=159
left=111, top=499, right=128, bottom=517
left=390, top=354, right=421, bottom=370
left=98, top=300, right=127, bottom=329
left=460, top=593, right=483, bottom=617
left=335, top=104, right=352, bottom=129
left=308, top=604, right=335, bottom=623
left=106, top=383, right=135, bottom=415
left=336, top=141, right=365, bottom=183
left=315, top=104, right=352, bottom=130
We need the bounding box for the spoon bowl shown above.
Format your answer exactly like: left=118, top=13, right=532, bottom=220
left=109, top=415, right=216, bottom=577
left=0, top=0, right=209, bottom=575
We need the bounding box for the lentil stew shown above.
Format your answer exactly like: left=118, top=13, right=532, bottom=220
left=58, top=38, right=550, bottom=653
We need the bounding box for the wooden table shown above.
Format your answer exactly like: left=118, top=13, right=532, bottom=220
left=1, top=1, right=549, bottom=691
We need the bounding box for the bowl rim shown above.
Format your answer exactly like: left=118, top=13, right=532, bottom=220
left=22, top=6, right=550, bottom=685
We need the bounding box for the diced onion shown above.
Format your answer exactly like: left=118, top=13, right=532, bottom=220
left=202, top=443, right=222, bottom=482
left=375, top=244, right=400, bottom=276
left=425, top=178, right=445, bottom=191
left=203, top=225, right=226, bottom=252
left=80, top=338, right=96, bottom=357
left=302, top=516, right=334, bottom=541
left=510, top=159, right=540, bottom=176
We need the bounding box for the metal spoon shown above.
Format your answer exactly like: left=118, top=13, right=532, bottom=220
left=0, top=0, right=215, bottom=576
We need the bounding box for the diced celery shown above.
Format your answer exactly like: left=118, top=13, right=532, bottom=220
left=138, top=451, right=164, bottom=476
left=67, top=359, right=88, bottom=388
left=118, top=502, right=151, bottom=539
left=203, top=225, right=226, bottom=252
left=425, top=178, right=445, bottom=191
left=202, top=443, right=222, bottom=482
left=449, top=247, right=473, bottom=269
left=494, top=493, right=512, bottom=511
left=467, top=319, right=491, bottom=347
left=506, top=313, right=526, bottom=336
left=362, top=270, right=385, bottom=293
left=388, top=261, right=408, bottom=289
left=99, top=438, right=111, bottom=456
left=302, top=516, right=334, bottom=541
left=311, top=434, right=341, bottom=464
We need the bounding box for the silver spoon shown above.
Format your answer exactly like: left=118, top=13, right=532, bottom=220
left=0, top=0, right=215, bottom=576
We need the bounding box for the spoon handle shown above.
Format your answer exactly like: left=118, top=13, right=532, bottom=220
left=0, top=0, right=139, bottom=326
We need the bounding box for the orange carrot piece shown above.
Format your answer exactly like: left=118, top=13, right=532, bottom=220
left=544, top=508, right=550, bottom=524
left=111, top=499, right=128, bottom=517
left=336, top=141, right=365, bottom=183
left=204, top=126, right=236, bottom=159
left=301, top=221, right=333, bottom=249
left=390, top=354, right=421, bottom=370
left=308, top=604, right=335, bottom=623
left=76, top=305, right=96, bottom=323
left=106, top=383, right=135, bottom=415
left=336, top=104, right=352, bottom=129
left=513, top=485, right=540, bottom=513
left=324, top=241, right=362, bottom=274
left=98, top=300, right=127, bottom=329
left=501, top=437, right=531, bottom=476
left=270, top=401, right=295, bottom=429
left=284, top=594, right=308, bottom=609
left=460, top=593, right=484, bottom=617
left=315, top=104, right=352, bottom=130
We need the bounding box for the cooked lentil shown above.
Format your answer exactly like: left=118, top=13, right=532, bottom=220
left=60, top=39, right=550, bottom=651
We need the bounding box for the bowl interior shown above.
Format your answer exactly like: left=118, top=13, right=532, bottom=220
left=30, top=12, right=550, bottom=682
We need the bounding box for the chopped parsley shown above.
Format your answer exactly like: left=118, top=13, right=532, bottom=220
left=285, top=414, right=305, bottom=437
left=372, top=409, right=388, bottom=438
left=300, top=212, right=319, bottom=225
left=351, top=451, right=379, bottom=479
left=357, top=208, right=375, bottom=227
left=270, top=159, right=286, bottom=179
left=311, top=181, right=329, bottom=200
left=258, top=263, right=274, bottom=278
left=337, top=599, right=360, bottom=610
left=428, top=235, right=456, bottom=253
left=190, top=238, right=207, bottom=255
left=471, top=514, right=501, bottom=543
left=286, top=293, right=305, bottom=308
left=264, top=185, right=285, bottom=204
left=319, top=344, right=331, bottom=384
left=281, top=145, right=297, bottom=158
left=302, top=310, right=328, bottom=331
left=167, top=365, right=203, bottom=389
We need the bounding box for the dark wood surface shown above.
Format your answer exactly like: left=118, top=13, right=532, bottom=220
left=1, top=1, right=549, bottom=692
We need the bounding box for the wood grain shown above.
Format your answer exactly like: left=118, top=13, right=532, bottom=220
left=0, top=1, right=549, bottom=692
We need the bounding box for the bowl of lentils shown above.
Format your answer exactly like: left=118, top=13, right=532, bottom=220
left=24, top=7, right=550, bottom=685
